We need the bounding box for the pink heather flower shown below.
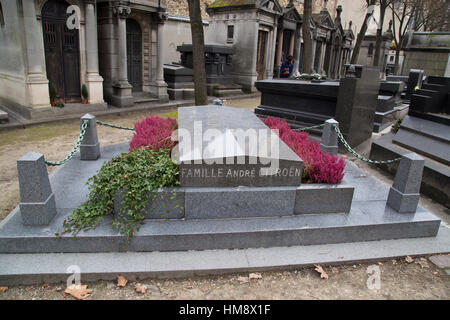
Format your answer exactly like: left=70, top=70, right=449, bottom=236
left=262, top=117, right=346, bottom=184
left=129, top=116, right=177, bottom=152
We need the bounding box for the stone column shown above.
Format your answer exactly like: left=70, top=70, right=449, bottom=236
left=293, top=27, right=301, bottom=75
left=153, top=12, right=169, bottom=102
left=85, top=1, right=105, bottom=104
left=22, top=0, right=50, bottom=109
left=289, top=30, right=295, bottom=56
left=275, top=28, right=284, bottom=77
left=111, top=5, right=133, bottom=108
left=268, top=25, right=278, bottom=79
left=387, top=153, right=424, bottom=213
left=17, top=152, right=56, bottom=226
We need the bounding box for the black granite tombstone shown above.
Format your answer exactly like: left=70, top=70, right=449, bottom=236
left=255, top=65, right=381, bottom=147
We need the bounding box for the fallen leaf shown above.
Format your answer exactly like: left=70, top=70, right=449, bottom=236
left=237, top=276, right=249, bottom=284
left=378, top=262, right=383, bottom=266
left=331, top=267, right=339, bottom=274
left=134, top=283, right=147, bottom=294
left=392, top=259, right=397, bottom=265
left=64, top=284, right=92, bottom=300
left=117, top=275, right=128, bottom=287
left=416, top=260, right=429, bottom=268
left=405, top=256, right=414, bottom=263
left=41, top=283, right=49, bottom=288
left=0, top=287, right=8, bottom=293
left=314, top=265, right=329, bottom=279
left=249, top=273, right=262, bottom=280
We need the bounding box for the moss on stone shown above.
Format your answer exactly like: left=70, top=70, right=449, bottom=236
left=208, top=0, right=254, bottom=9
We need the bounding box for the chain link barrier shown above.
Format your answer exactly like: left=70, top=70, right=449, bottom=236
left=295, top=123, right=325, bottom=132
left=45, top=120, right=89, bottom=166
left=96, top=120, right=135, bottom=131
left=332, top=124, right=402, bottom=164
left=43, top=118, right=401, bottom=166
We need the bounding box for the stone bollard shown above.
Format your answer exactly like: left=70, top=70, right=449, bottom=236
left=387, top=153, right=424, bottom=213
left=17, top=152, right=57, bottom=225
left=320, top=119, right=339, bottom=156
left=80, top=113, right=100, bottom=160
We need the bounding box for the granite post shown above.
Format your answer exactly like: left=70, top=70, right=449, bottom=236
left=387, top=153, right=424, bottom=213
left=80, top=114, right=100, bottom=160
left=320, top=119, right=339, bottom=155
left=17, top=153, right=56, bottom=225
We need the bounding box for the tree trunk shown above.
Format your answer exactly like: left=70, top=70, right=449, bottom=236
left=373, top=3, right=387, bottom=67
left=394, top=47, right=401, bottom=74
left=188, top=0, right=208, bottom=105
left=350, top=0, right=375, bottom=64
left=301, top=0, right=313, bottom=74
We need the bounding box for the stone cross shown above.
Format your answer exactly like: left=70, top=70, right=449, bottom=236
left=17, top=152, right=57, bottom=225
left=387, top=153, right=424, bottom=213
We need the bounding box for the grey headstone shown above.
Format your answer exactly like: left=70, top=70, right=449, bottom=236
left=80, top=114, right=100, bottom=161
left=17, top=152, right=57, bottom=225
left=387, top=153, right=424, bottom=213
left=335, top=65, right=381, bottom=148
left=320, top=119, right=339, bottom=155
left=178, top=105, right=304, bottom=187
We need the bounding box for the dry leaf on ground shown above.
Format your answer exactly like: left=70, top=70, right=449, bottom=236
left=331, top=267, right=339, bottom=274
left=416, top=258, right=429, bottom=268
left=0, top=287, right=8, bottom=293
left=134, top=283, right=147, bottom=294
left=314, top=265, right=329, bottom=279
left=64, top=284, right=93, bottom=300
left=405, top=256, right=414, bottom=263
left=249, top=273, right=262, bottom=280
left=117, top=275, right=128, bottom=287
left=237, top=276, right=249, bottom=284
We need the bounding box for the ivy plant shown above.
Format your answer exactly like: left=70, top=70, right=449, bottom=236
left=63, top=148, right=180, bottom=240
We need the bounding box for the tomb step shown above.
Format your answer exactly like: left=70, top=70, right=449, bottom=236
left=422, top=83, right=446, bottom=92
left=427, top=76, right=450, bottom=86
left=408, top=109, right=450, bottom=125
left=392, top=128, right=450, bottom=166
left=410, top=94, right=438, bottom=113
left=399, top=115, right=450, bottom=143
left=0, top=203, right=440, bottom=254
left=0, top=109, right=9, bottom=124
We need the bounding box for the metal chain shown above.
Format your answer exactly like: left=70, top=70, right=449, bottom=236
left=333, top=124, right=402, bottom=164
left=45, top=120, right=89, bottom=166
left=295, top=123, right=325, bottom=132
left=96, top=120, right=135, bottom=131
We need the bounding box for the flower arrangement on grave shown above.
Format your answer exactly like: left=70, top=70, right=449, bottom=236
left=291, top=73, right=327, bottom=81
left=262, top=117, right=346, bottom=184
left=129, top=116, right=178, bottom=152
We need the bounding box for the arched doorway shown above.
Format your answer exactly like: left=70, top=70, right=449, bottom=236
left=42, top=0, right=81, bottom=102
left=126, top=19, right=142, bottom=92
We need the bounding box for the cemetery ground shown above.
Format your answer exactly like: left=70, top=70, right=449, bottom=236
left=0, top=97, right=448, bottom=300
